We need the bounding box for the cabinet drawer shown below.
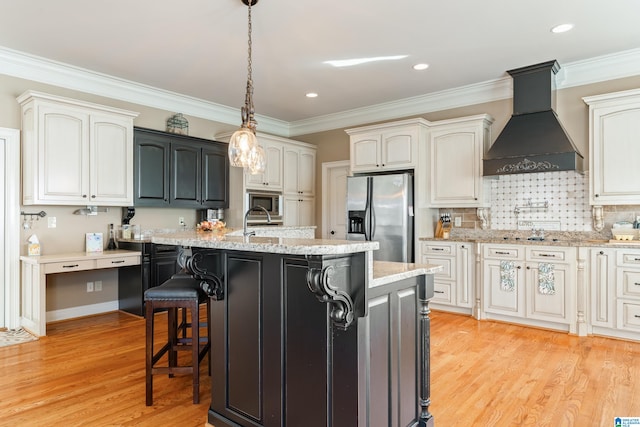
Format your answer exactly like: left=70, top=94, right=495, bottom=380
left=618, top=251, right=640, bottom=267
left=620, top=270, right=640, bottom=299
left=432, top=281, right=453, bottom=304
left=484, top=246, right=522, bottom=260
left=421, top=256, right=453, bottom=280
left=44, top=260, right=95, bottom=274
left=422, top=243, right=453, bottom=255
left=617, top=300, right=640, bottom=331
left=527, top=248, right=567, bottom=262
left=96, top=256, right=140, bottom=269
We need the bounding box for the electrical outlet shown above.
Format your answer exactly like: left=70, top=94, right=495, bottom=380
left=178, top=216, right=185, bottom=226
left=454, top=216, right=462, bottom=227
left=94, top=281, right=102, bottom=292
left=86, top=282, right=94, bottom=292
left=47, top=216, right=57, bottom=228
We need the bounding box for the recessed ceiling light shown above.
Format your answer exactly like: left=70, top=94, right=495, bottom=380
left=324, top=55, right=408, bottom=68
left=413, top=63, right=429, bottom=71
left=306, top=92, right=318, bottom=98
left=551, top=23, right=574, bottom=33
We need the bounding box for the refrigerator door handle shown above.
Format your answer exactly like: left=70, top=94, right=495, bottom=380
left=364, top=176, right=373, bottom=241
left=369, top=204, right=376, bottom=239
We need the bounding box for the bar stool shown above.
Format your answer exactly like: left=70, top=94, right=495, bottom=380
left=144, top=272, right=211, bottom=405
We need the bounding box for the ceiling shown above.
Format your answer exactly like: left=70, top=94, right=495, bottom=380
left=1, top=0, right=640, bottom=136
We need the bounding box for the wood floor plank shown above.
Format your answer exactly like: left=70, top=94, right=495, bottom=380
left=1, top=309, right=639, bottom=426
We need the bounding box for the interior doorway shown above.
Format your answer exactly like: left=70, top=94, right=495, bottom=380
left=1, top=128, right=20, bottom=330
left=321, top=161, right=350, bottom=240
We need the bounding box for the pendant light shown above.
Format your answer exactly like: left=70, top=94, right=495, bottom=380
left=228, top=0, right=265, bottom=175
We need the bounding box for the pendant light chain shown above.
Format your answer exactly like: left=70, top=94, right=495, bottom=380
left=243, top=0, right=257, bottom=132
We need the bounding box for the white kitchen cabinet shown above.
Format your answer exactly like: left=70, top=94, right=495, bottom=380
left=583, top=89, right=640, bottom=205
left=18, top=91, right=138, bottom=206
left=615, top=249, right=640, bottom=335
left=590, top=248, right=615, bottom=328
left=482, top=244, right=576, bottom=331
left=427, top=114, right=493, bottom=207
left=283, top=145, right=316, bottom=196
left=283, top=196, right=315, bottom=227
left=421, top=241, right=474, bottom=314
left=346, top=118, right=429, bottom=173
left=245, top=136, right=284, bottom=191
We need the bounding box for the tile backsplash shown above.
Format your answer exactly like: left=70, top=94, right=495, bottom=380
left=489, top=171, right=591, bottom=231
left=437, top=172, right=640, bottom=239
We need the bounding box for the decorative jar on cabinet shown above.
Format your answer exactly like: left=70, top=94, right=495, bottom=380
left=18, top=91, right=138, bottom=206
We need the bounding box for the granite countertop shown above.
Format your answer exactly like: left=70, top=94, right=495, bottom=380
left=117, top=225, right=318, bottom=244
left=419, top=235, right=640, bottom=248
left=151, top=230, right=379, bottom=255
left=371, top=261, right=443, bottom=287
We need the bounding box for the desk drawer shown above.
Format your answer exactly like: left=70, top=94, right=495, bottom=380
left=44, top=260, right=95, bottom=274
left=96, top=256, right=140, bottom=269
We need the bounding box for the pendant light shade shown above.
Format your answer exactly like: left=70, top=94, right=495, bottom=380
left=228, top=126, right=257, bottom=167
left=228, top=0, right=265, bottom=173
left=247, top=144, right=266, bottom=174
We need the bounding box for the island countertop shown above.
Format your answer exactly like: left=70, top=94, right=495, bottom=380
left=371, top=260, right=443, bottom=287
left=151, top=230, right=379, bottom=255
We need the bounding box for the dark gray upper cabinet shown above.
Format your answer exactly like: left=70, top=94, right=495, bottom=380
left=134, top=127, right=229, bottom=208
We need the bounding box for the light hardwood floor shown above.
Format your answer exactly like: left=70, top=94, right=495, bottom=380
left=1, top=310, right=639, bottom=426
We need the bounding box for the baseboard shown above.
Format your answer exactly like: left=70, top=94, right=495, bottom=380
left=46, top=301, right=119, bottom=322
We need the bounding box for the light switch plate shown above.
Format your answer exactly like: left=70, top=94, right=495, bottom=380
left=454, top=216, right=461, bottom=227
left=47, top=216, right=57, bottom=228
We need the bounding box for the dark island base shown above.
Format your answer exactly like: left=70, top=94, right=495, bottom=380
left=186, top=248, right=434, bottom=427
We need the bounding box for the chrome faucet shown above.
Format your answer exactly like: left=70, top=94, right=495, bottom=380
left=243, top=206, right=272, bottom=236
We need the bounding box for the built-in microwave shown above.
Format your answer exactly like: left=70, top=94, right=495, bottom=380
left=245, top=190, right=283, bottom=222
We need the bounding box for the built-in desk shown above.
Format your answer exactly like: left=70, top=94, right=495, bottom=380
left=20, top=250, right=141, bottom=336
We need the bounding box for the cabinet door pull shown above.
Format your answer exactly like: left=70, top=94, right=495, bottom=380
left=111, top=260, right=126, bottom=264
left=634, top=258, right=640, bottom=262
left=634, top=282, right=640, bottom=286
left=434, top=290, right=445, bottom=294
left=539, top=254, right=556, bottom=258
left=495, top=251, right=510, bottom=255
left=635, top=315, right=640, bottom=319
left=432, top=248, right=444, bottom=251
left=63, top=264, right=79, bottom=268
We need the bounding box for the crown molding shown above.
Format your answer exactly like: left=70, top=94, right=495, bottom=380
left=0, top=46, right=290, bottom=136
left=289, top=48, right=640, bottom=136
left=1, top=45, right=639, bottom=138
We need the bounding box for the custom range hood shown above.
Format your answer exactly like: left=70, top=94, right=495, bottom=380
left=483, top=60, right=584, bottom=176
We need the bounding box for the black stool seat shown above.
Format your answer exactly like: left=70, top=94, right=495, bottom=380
left=144, top=277, right=207, bottom=301
left=144, top=273, right=211, bottom=405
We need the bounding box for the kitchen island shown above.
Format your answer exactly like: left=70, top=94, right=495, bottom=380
left=152, top=230, right=441, bottom=427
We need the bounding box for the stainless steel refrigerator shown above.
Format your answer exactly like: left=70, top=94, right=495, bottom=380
left=346, top=172, right=414, bottom=262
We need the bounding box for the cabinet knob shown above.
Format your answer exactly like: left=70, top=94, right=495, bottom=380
left=599, top=251, right=604, bottom=255
left=517, top=266, right=522, bottom=269
left=330, top=230, right=335, bottom=235
left=595, top=194, right=599, bottom=197
left=526, top=266, right=530, bottom=270
left=382, top=164, right=385, bottom=167
left=474, top=198, right=478, bottom=201
left=91, top=195, right=96, bottom=199
left=82, top=194, right=87, bottom=198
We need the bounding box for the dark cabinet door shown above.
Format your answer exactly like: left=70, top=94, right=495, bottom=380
left=170, top=140, right=201, bottom=207
left=134, top=131, right=170, bottom=206
left=151, top=255, right=180, bottom=288
left=202, top=144, right=229, bottom=208
left=133, top=127, right=229, bottom=208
